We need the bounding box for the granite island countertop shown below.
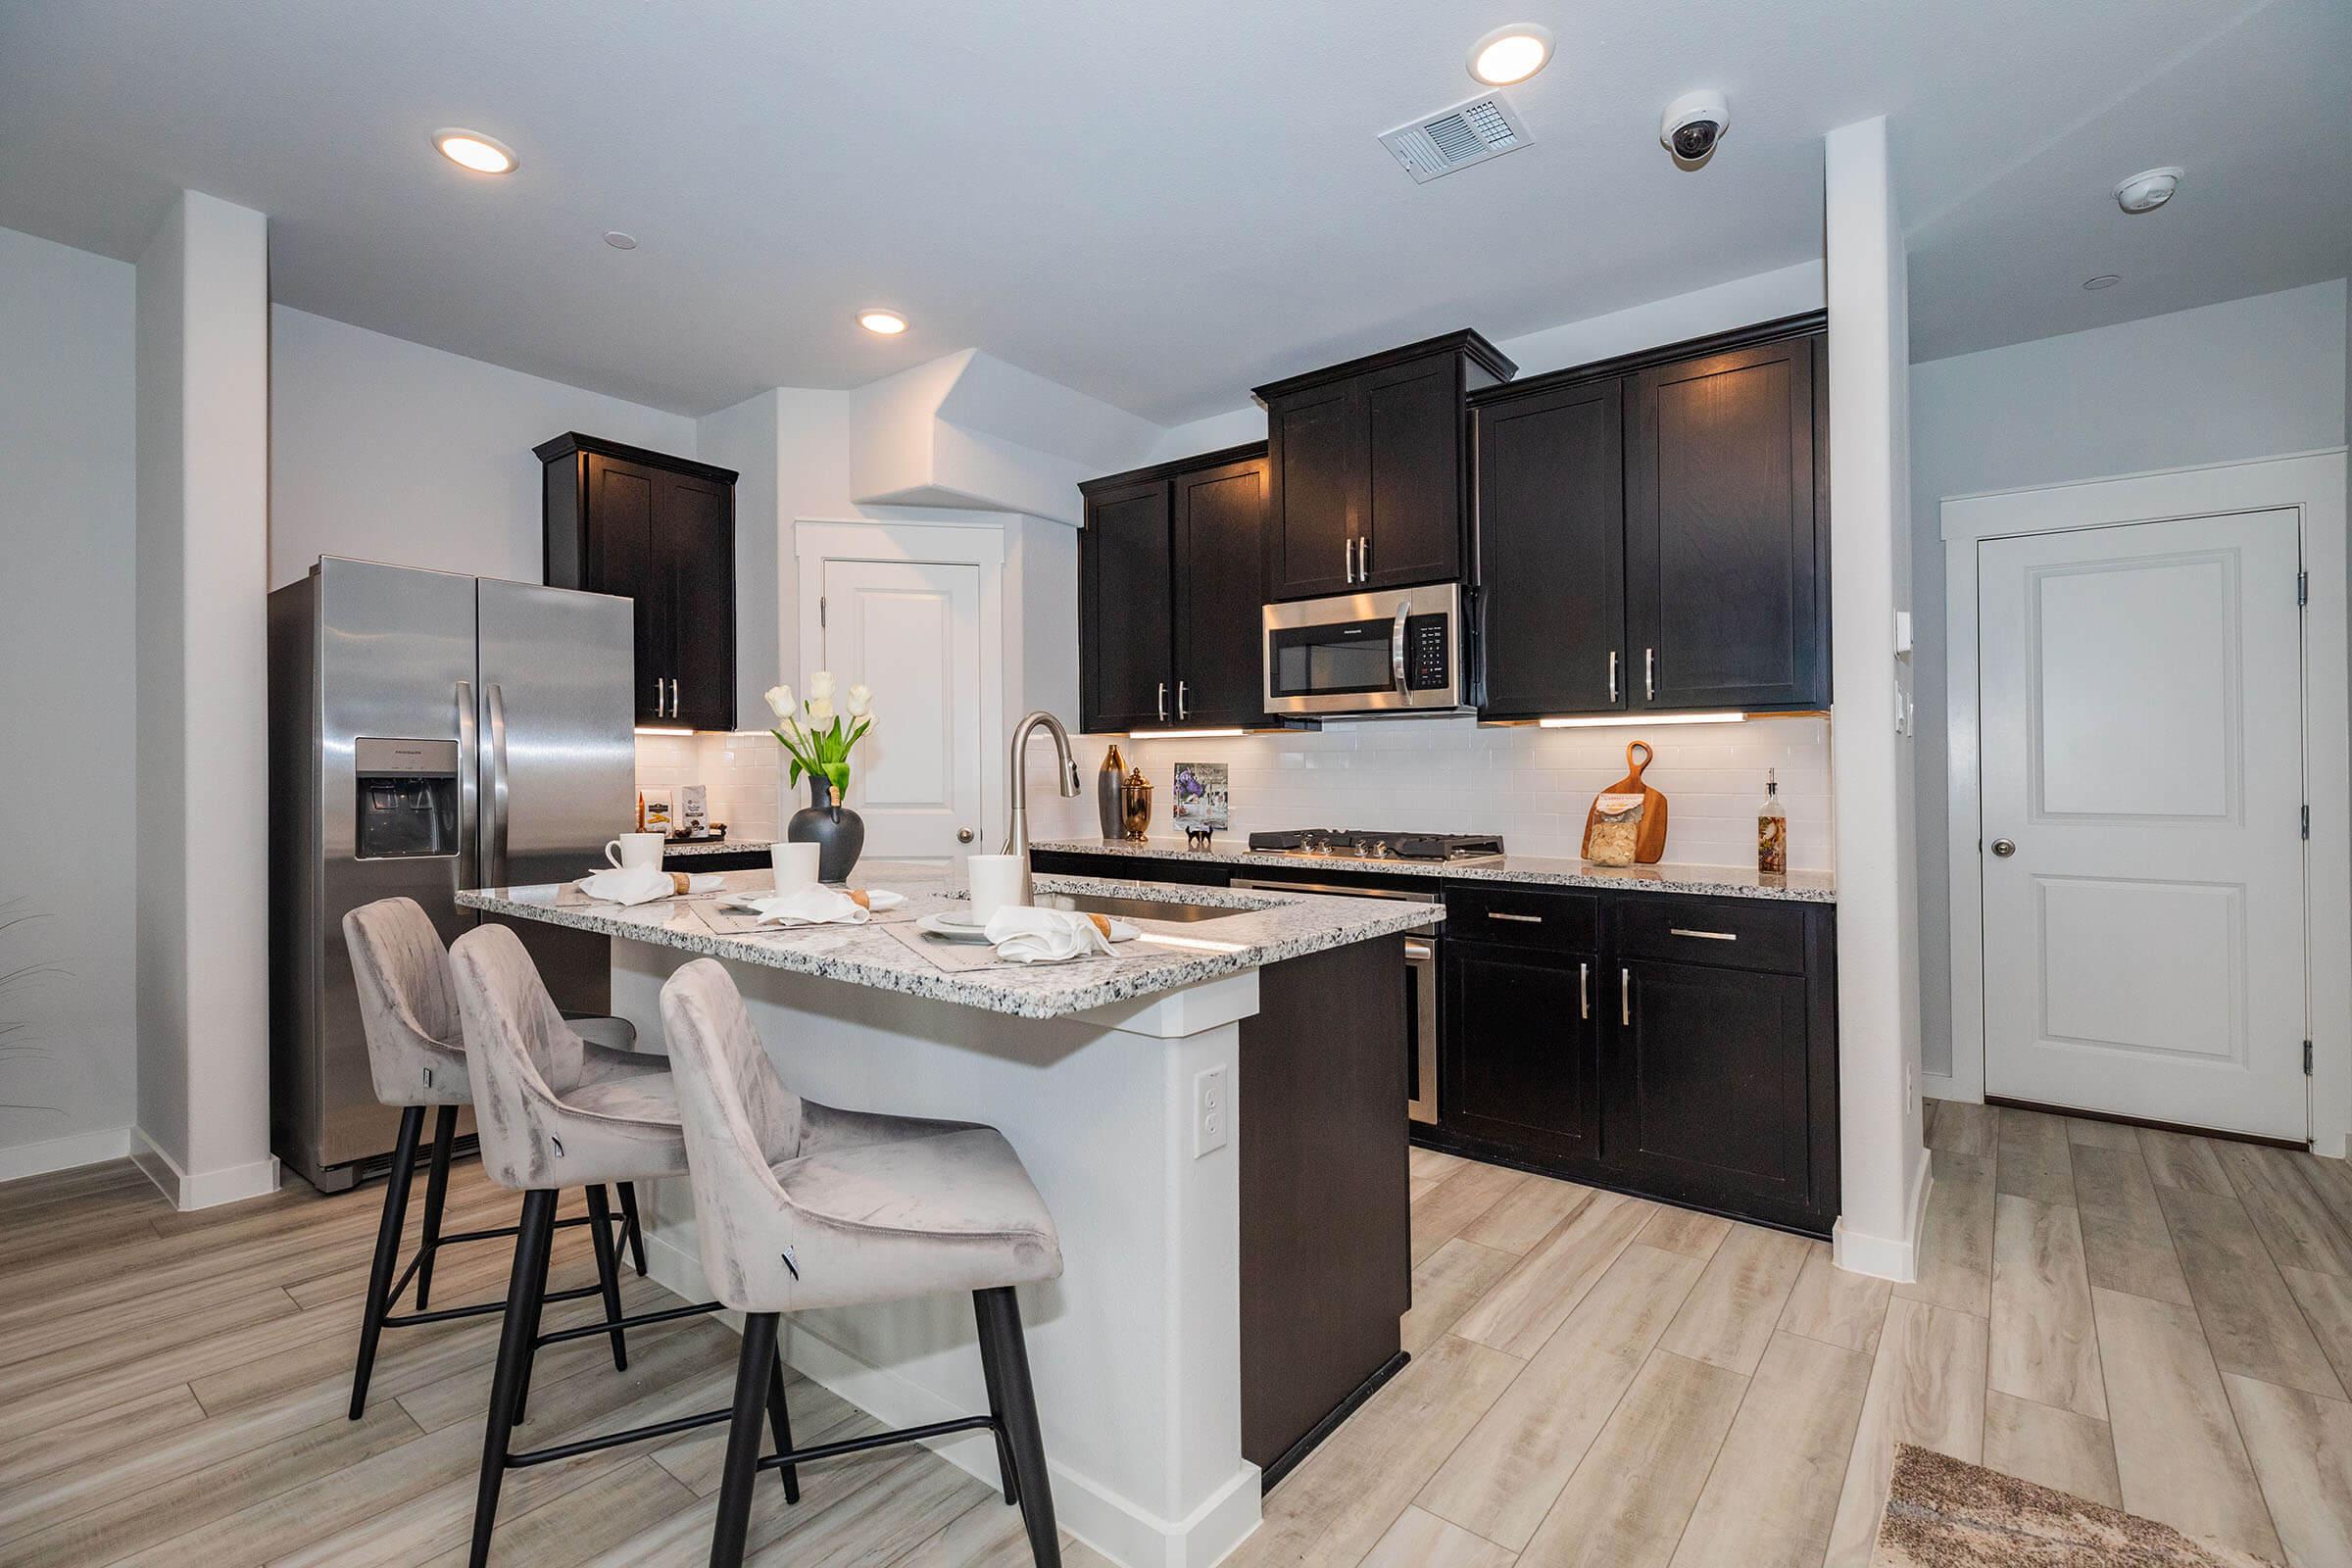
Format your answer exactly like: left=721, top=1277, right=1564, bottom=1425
left=661, top=837, right=776, bottom=858
left=1030, top=837, right=1836, bottom=904
left=458, top=862, right=1441, bottom=1021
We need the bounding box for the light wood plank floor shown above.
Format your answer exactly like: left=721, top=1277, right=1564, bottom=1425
left=6, top=1102, right=2351, bottom=1566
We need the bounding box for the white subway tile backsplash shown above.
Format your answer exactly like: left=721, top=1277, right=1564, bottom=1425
left=634, top=731, right=784, bottom=843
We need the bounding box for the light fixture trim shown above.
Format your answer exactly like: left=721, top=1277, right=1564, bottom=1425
left=603, top=230, right=639, bottom=251
left=2082, top=273, right=2123, bottom=290
left=1467, top=24, right=1555, bottom=86
left=1129, top=727, right=1248, bottom=740
left=431, top=127, right=517, bottom=174
left=633, top=725, right=696, bottom=737
left=1538, top=711, right=1747, bottom=728
left=857, top=309, right=909, bottom=335
left=2114, top=166, right=2182, bottom=215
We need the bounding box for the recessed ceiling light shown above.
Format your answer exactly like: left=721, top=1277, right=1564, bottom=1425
left=603, top=230, right=638, bottom=250
left=857, top=309, right=908, bottom=335
left=1467, top=24, right=1554, bottom=86
left=2114, top=167, right=2182, bottom=215
left=431, top=128, right=516, bottom=174
left=2082, top=273, right=2122, bottom=290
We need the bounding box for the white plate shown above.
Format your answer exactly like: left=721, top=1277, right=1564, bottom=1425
left=916, top=912, right=994, bottom=943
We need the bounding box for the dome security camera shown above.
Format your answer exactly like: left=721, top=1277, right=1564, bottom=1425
left=1661, top=90, right=1730, bottom=164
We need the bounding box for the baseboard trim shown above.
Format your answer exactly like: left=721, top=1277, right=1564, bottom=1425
left=131, top=1129, right=281, bottom=1211
left=643, top=1226, right=1261, bottom=1568
left=1835, top=1155, right=1932, bottom=1283
left=0, top=1125, right=137, bottom=1184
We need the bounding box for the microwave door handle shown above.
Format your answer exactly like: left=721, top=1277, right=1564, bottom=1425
left=455, top=681, right=479, bottom=891
left=1391, top=600, right=1410, bottom=692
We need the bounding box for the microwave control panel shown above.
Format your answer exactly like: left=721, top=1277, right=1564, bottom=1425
left=1404, top=614, right=1450, bottom=691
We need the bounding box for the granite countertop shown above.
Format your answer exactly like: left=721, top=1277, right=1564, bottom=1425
left=662, top=837, right=775, bottom=858
left=1029, top=837, right=1835, bottom=904
left=457, top=861, right=1441, bottom=1021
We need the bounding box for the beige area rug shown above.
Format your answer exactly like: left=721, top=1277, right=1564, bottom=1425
left=1873, top=1445, right=2278, bottom=1566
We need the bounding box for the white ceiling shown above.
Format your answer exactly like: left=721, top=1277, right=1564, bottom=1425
left=2, top=1, right=2342, bottom=421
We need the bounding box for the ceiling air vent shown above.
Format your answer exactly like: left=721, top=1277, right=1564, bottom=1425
left=1379, top=92, right=1532, bottom=183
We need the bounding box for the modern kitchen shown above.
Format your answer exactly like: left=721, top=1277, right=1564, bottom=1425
left=6, top=5, right=2352, bottom=1567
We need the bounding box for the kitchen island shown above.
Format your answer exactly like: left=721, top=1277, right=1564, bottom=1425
left=459, top=864, right=1437, bottom=1568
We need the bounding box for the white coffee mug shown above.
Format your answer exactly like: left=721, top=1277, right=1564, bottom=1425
left=604, top=832, right=665, bottom=870
left=770, top=842, right=821, bottom=894
left=966, top=854, right=1025, bottom=925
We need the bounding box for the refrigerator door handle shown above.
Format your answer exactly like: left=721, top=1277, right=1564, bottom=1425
left=455, top=680, right=480, bottom=891
left=485, top=682, right=512, bottom=886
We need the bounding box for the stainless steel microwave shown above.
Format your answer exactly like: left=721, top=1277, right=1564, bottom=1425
left=1262, top=582, right=1467, bottom=716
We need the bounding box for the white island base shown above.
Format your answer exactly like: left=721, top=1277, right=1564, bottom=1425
left=612, top=939, right=1264, bottom=1568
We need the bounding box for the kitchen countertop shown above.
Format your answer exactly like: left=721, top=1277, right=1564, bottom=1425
left=458, top=862, right=1441, bottom=1021
left=661, top=837, right=774, bottom=858
left=1030, top=837, right=1836, bottom=904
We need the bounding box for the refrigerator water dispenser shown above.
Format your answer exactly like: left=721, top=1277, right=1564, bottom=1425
left=354, top=737, right=460, bottom=858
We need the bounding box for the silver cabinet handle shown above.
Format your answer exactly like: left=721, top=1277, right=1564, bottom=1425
left=669, top=677, right=679, bottom=717
left=1670, top=927, right=1739, bottom=942
left=1177, top=680, right=1189, bottom=720
left=1360, top=533, right=1370, bottom=578
left=653, top=676, right=664, bottom=716
left=1156, top=681, right=1168, bottom=722
left=1487, top=910, right=1544, bottom=923
left=485, top=683, right=512, bottom=886
left=1621, top=966, right=1632, bottom=1026
left=1990, top=839, right=2017, bottom=858
left=455, top=680, right=479, bottom=891
left=1580, top=960, right=1590, bottom=1020
left=1608, top=651, right=1619, bottom=705
left=1644, top=648, right=1656, bottom=701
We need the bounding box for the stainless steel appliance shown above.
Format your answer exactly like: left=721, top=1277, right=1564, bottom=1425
left=1232, top=873, right=1444, bottom=1125
left=269, top=557, right=636, bottom=1192
left=1262, top=581, right=1468, bottom=716
left=1244, top=828, right=1504, bottom=863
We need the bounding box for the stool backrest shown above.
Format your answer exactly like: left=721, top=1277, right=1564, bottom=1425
left=448, top=923, right=591, bottom=1188
left=342, top=898, right=468, bottom=1104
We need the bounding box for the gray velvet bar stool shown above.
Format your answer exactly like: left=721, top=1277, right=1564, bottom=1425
left=660, top=957, right=1066, bottom=1568
left=448, top=923, right=800, bottom=1568
left=341, top=898, right=649, bottom=1420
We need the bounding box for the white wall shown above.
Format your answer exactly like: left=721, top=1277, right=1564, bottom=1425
left=1910, top=278, right=2352, bottom=1081
left=0, top=227, right=139, bottom=1178
left=269, top=306, right=697, bottom=589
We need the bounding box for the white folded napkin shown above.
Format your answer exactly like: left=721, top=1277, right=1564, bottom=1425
left=577, top=867, right=685, bottom=906
left=740, top=885, right=871, bottom=927
left=984, top=906, right=1114, bottom=964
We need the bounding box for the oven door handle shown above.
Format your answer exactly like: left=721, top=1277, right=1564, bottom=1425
left=1403, top=935, right=1440, bottom=1125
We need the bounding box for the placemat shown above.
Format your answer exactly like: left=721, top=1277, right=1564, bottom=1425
left=691, top=902, right=909, bottom=938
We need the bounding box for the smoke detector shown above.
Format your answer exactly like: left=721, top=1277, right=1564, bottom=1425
left=1379, top=92, right=1533, bottom=183
left=2114, top=167, right=2182, bottom=214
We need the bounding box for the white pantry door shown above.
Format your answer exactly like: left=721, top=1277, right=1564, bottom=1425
left=1979, top=508, right=2306, bottom=1139
left=817, top=558, right=986, bottom=859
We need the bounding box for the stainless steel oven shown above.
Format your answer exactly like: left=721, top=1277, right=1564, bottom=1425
left=1261, top=581, right=1467, bottom=716
left=1232, top=875, right=1442, bottom=1124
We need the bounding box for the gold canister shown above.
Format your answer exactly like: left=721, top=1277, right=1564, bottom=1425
left=1117, top=768, right=1153, bottom=842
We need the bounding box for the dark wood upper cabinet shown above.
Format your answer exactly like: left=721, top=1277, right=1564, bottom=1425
left=539, top=433, right=739, bottom=730
left=1079, top=443, right=1268, bottom=733
left=1473, top=376, right=1627, bottom=718
left=1256, top=331, right=1514, bottom=602
left=1626, top=332, right=1826, bottom=711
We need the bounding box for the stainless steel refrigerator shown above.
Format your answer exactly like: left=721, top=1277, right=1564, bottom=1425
left=269, top=556, right=636, bottom=1192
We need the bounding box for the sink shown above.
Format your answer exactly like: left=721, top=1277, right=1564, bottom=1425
left=1038, top=892, right=1249, bottom=924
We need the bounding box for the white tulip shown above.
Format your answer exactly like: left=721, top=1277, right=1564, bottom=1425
left=807, top=697, right=835, bottom=722
left=764, top=684, right=796, bottom=719
left=846, top=684, right=872, bottom=717
left=808, top=670, right=837, bottom=700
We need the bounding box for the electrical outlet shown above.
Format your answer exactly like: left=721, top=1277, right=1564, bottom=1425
left=1194, top=1065, right=1229, bottom=1157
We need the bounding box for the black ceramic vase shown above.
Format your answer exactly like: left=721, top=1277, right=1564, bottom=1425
left=787, top=776, right=865, bottom=884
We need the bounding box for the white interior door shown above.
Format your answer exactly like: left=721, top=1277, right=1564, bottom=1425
left=817, top=557, right=986, bottom=859
left=1979, top=508, right=2306, bottom=1139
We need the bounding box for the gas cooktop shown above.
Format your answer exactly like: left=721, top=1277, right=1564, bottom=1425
left=1243, top=829, right=1505, bottom=863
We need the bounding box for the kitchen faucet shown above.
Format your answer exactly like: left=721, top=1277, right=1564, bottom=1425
left=1004, top=710, right=1082, bottom=905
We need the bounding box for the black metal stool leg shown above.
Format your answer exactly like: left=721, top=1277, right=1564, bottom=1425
left=764, top=1348, right=800, bottom=1504
left=509, top=1191, right=557, bottom=1424
left=584, top=1184, right=629, bottom=1372
left=349, top=1105, right=424, bottom=1420
left=710, top=1313, right=779, bottom=1568
left=974, top=1289, right=1059, bottom=1567
left=615, top=1180, right=648, bottom=1276
left=414, top=1106, right=459, bottom=1310
left=469, top=1187, right=557, bottom=1568
left=976, top=1307, right=1022, bottom=1507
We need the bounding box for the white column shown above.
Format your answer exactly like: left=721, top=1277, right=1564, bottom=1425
left=1824, top=118, right=1929, bottom=1279
left=133, top=190, right=277, bottom=1207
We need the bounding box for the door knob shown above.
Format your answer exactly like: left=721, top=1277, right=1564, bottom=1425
left=957, top=828, right=976, bottom=844
left=1990, top=838, right=2017, bottom=858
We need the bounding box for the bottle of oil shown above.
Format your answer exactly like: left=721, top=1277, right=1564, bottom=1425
left=1757, top=767, right=1788, bottom=877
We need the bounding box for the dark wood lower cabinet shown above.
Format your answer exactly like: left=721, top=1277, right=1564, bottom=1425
left=1443, top=943, right=1602, bottom=1162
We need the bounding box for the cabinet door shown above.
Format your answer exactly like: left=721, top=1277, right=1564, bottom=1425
left=1360, top=354, right=1463, bottom=589
left=660, top=470, right=736, bottom=731
left=1080, top=479, right=1175, bottom=731
left=1443, top=942, right=1602, bottom=1160
left=1172, top=455, right=1269, bottom=727
left=582, top=454, right=670, bottom=723
left=1626, top=334, right=1823, bottom=710
left=1474, top=377, right=1626, bottom=717
left=1264, top=383, right=1361, bottom=602
left=1608, top=957, right=1812, bottom=1216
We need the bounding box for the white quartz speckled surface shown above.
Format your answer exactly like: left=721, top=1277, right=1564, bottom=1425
left=1030, top=837, right=1836, bottom=903
left=457, top=861, right=1441, bottom=1020
left=661, top=837, right=775, bottom=858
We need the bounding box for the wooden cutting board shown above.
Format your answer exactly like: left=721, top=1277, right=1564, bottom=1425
left=1581, top=741, right=1670, bottom=864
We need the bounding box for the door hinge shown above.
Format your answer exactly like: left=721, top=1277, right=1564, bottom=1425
left=2298, top=570, right=2309, bottom=607
left=819, top=594, right=827, bottom=628
left=2306, top=1040, right=2316, bottom=1076
left=2303, top=804, right=2312, bottom=840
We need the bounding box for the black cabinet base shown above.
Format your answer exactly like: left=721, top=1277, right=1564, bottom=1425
left=1258, top=1349, right=1410, bottom=1494
left=1410, top=1124, right=1834, bottom=1242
